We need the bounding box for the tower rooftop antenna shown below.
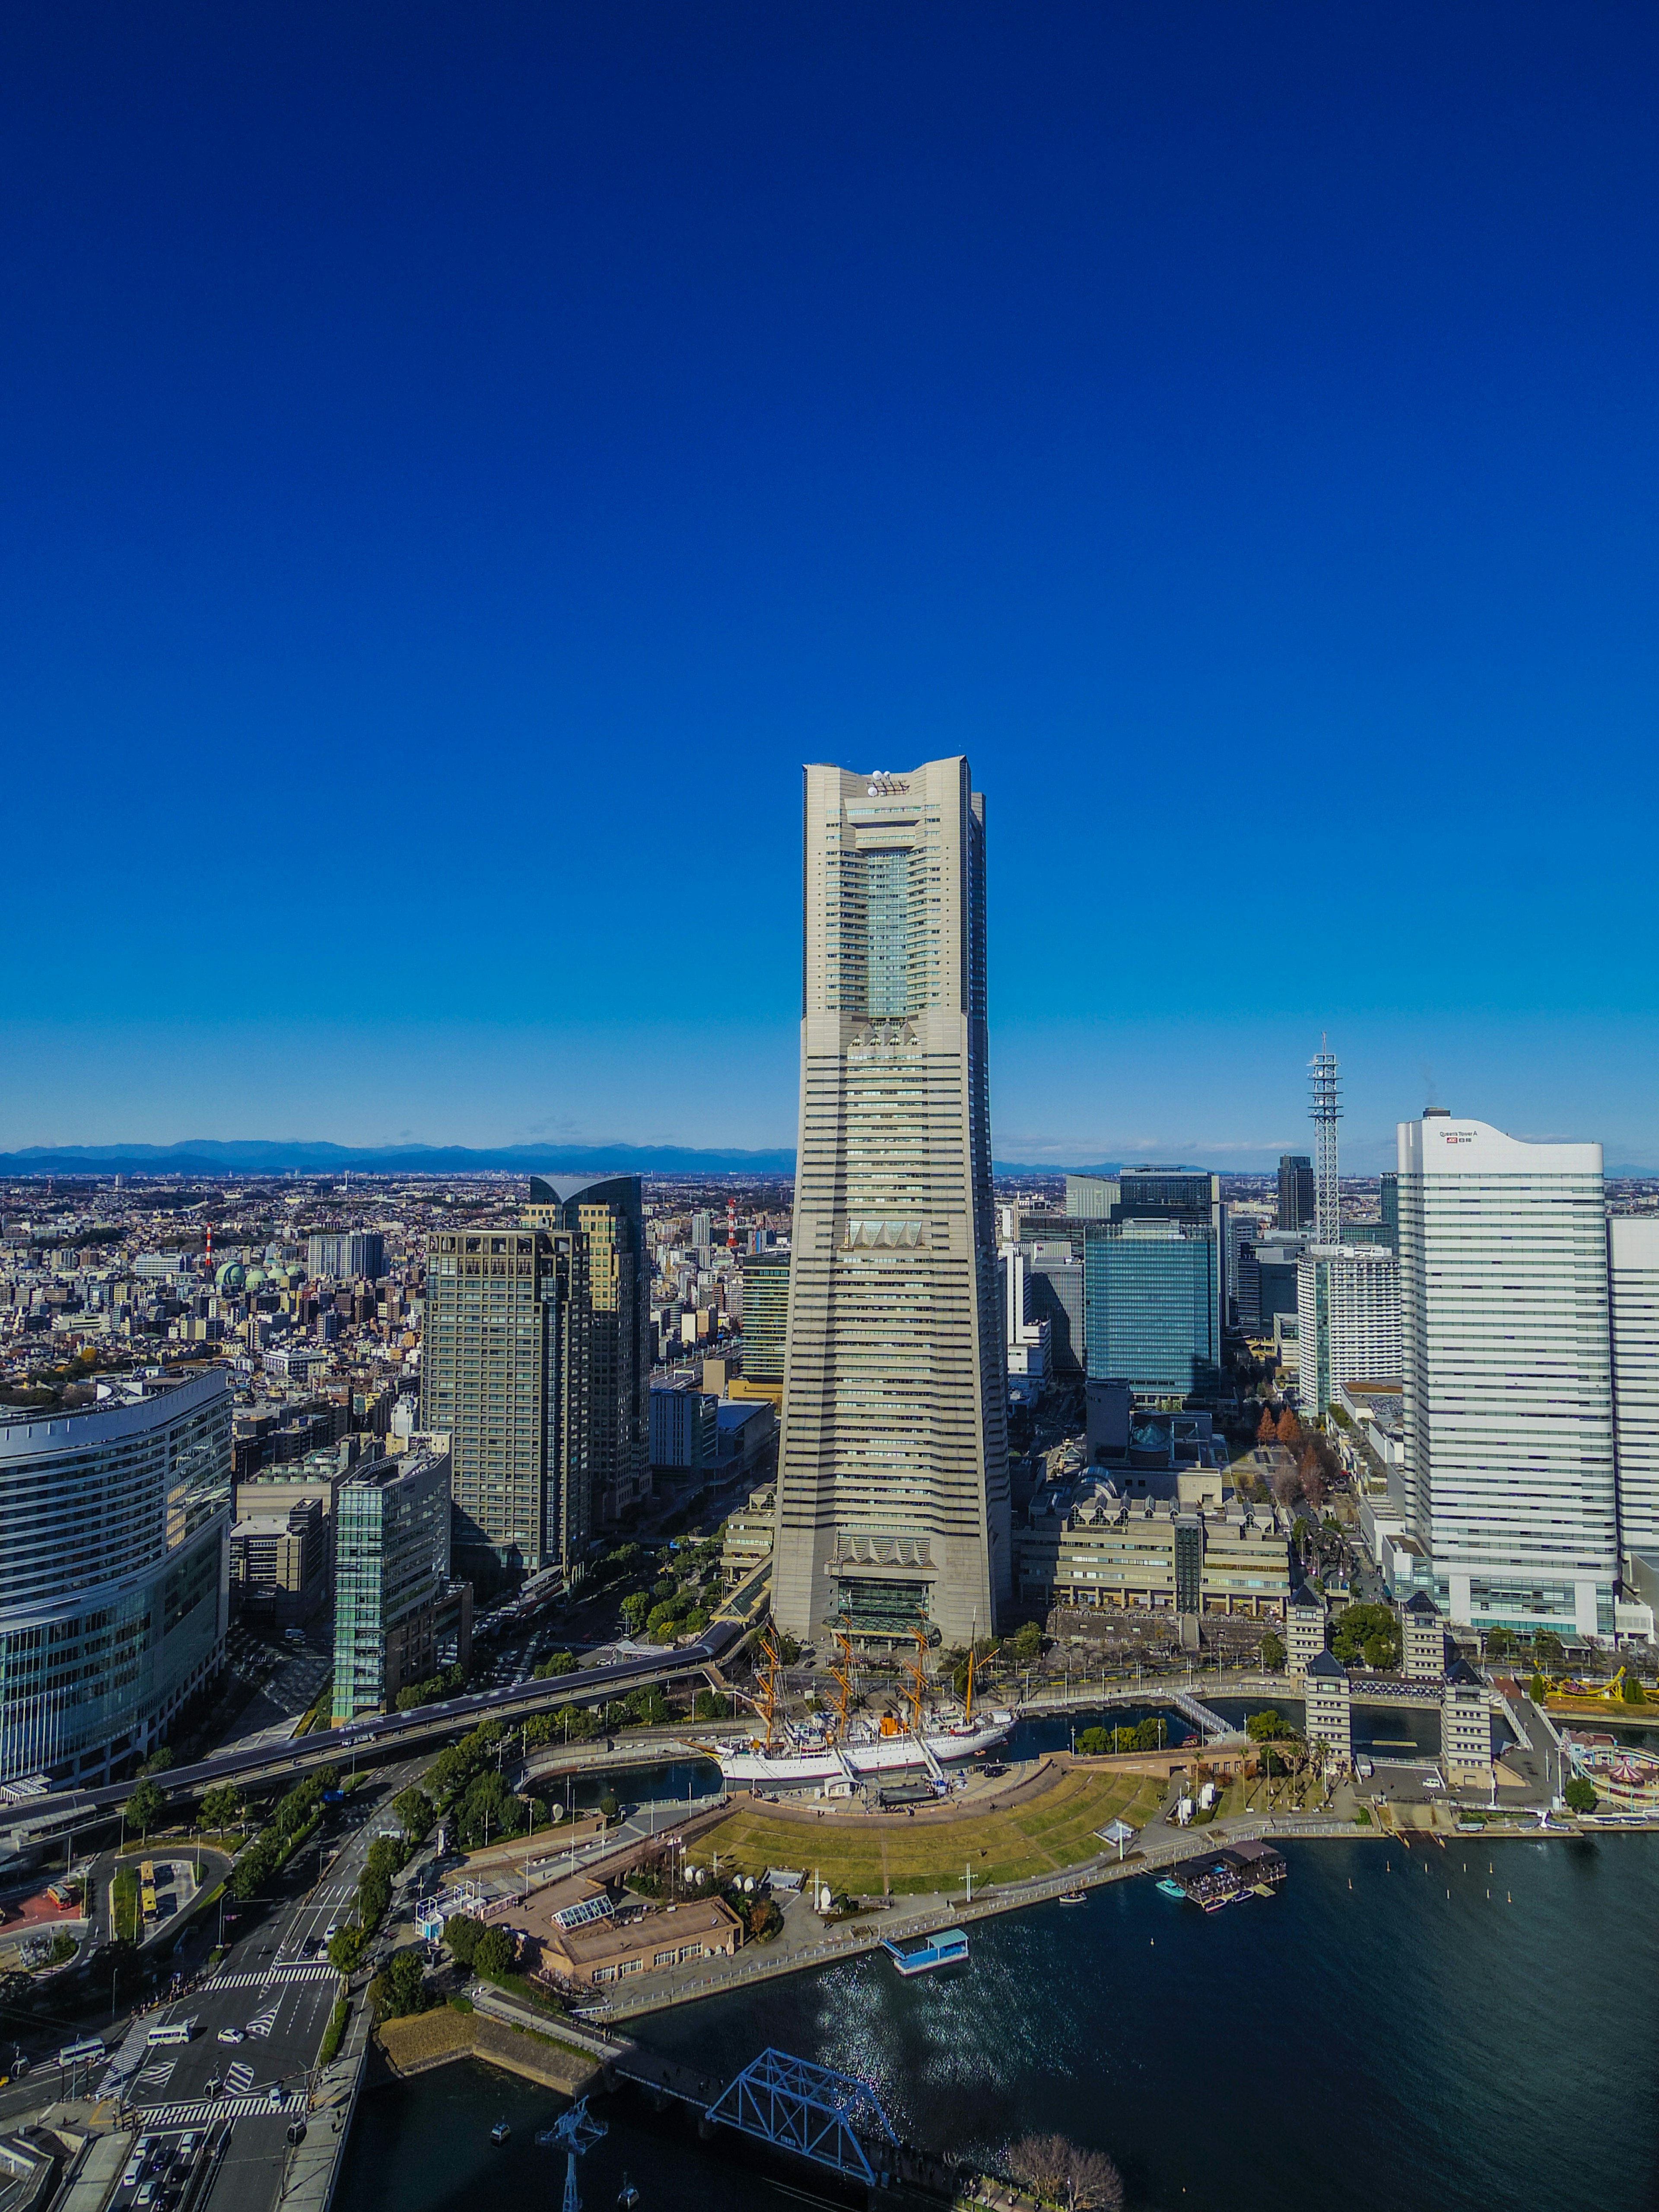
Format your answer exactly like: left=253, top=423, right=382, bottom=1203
left=1309, top=1036, right=1341, bottom=1245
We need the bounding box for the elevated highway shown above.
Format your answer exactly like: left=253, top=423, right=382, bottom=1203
left=1, top=1616, right=754, bottom=1857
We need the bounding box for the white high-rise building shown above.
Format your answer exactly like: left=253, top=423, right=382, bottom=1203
left=1609, top=1215, right=1659, bottom=1560
left=1398, top=1111, right=1617, bottom=1640
left=772, top=758, right=1011, bottom=1648
left=1295, top=1246, right=1401, bottom=1416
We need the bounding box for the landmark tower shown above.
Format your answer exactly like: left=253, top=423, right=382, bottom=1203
left=771, top=758, right=1011, bottom=1649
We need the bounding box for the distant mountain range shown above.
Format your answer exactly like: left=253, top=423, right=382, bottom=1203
left=0, top=1138, right=799, bottom=1178
left=0, top=1138, right=1127, bottom=1180
left=15, top=1138, right=1645, bottom=1181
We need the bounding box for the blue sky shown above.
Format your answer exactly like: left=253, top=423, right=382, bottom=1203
left=5, top=4, right=1659, bottom=1170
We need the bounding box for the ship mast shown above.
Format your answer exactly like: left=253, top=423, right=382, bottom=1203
left=753, top=1627, right=783, bottom=1749
left=963, top=1643, right=976, bottom=1728
left=906, top=1622, right=929, bottom=1738
left=828, top=1630, right=854, bottom=1742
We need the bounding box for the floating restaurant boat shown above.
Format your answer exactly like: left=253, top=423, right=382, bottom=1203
left=1155, top=1842, right=1287, bottom=1912
left=881, top=1927, right=970, bottom=1977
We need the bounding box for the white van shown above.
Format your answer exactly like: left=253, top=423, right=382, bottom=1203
left=146, top=2017, right=198, bottom=2048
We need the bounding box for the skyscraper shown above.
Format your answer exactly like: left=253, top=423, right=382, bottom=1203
left=1398, top=1111, right=1617, bottom=1638
left=1609, top=1215, right=1659, bottom=1560
left=737, top=1248, right=791, bottom=1397
left=331, top=1446, right=451, bottom=1723
left=1278, top=1155, right=1315, bottom=1232
left=422, top=1172, right=650, bottom=1578
left=771, top=757, right=1011, bottom=1649
left=1295, top=1244, right=1401, bottom=1416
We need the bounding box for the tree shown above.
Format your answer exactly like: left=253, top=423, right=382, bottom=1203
left=1074, top=1727, right=1112, bottom=1755
left=1259, top=1631, right=1286, bottom=1672
left=199, top=1783, right=242, bottom=1831
left=1011, top=1621, right=1044, bottom=1665
left=1297, top=1453, right=1328, bottom=1512
left=1276, top=1408, right=1302, bottom=1447
left=1257, top=1405, right=1276, bottom=1446
left=328, top=1925, right=365, bottom=1974
left=1622, top=1673, right=1647, bottom=1705
left=393, top=1787, right=435, bottom=1839
left=1007, top=2134, right=1124, bottom=2212
left=140, top=1746, right=175, bottom=1776
left=1484, top=1626, right=1519, bottom=1659
left=1532, top=1630, right=1565, bottom=1672
left=369, top=1947, right=429, bottom=2021
left=125, top=1776, right=167, bottom=1839
left=1331, top=1603, right=1400, bottom=1671
left=472, top=1925, right=515, bottom=1980
left=1361, top=1633, right=1395, bottom=1672
left=620, top=1592, right=651, bottom=1635
left=1564, top=1776, right=1598, bottom=1814
left=443, top=1913, right=482, bottom=1967
left=693, top=1688, right=734, bottom=1720
left=1527, top=1672, right=1548, bottom=1703
left=1246, top=1708, right=1292, bottom=1742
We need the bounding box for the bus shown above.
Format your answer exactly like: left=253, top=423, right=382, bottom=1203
left=57, top=2038, right=105, bottom=2069
left=146, top=2018, right=198, bottom=2048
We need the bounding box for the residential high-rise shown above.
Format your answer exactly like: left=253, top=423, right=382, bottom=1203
left=1278, top=1155, right=1315, bottom=1233
left=1609, top=1215, right=1659, bottom=1560
left=307, top=1232, right=385, bottom=1281
left=525, top=1174, right=651, bottom=1525
left=1295, top=1245, right=1401, bottom=1417
left=331, top=1447, right=451, bottom=1723
left=772, top=757, right=1011, bottom=1648
left=1398, top=1112, right=1617, bottom=1639
left=737, top=1249, right=791, bottom=1392
left=422, top=1172, right=650, bottom=1578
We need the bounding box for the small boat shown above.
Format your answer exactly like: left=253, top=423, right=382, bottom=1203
left=1058, top=1890, right=1087, bottom=1905
left=881, top=1927, right=969, bottom=1976
left=1155, top=1878, right=1187, bottom=1901
left=617, top=2179, right=640, bottom=2210
left=490, top=2120, right=511, bottom=2145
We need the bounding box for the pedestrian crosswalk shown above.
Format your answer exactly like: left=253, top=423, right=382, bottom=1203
left=223, top=2061, right=256, bottom=2094
left=207, top=1963, right=336, bottom=1990
left=135, top=2059, right=177, bottom=2091
left=133, top=2094, right=291, bottom=2129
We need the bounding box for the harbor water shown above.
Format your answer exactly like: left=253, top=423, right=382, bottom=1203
left=340, top=1831, right=1659, bottom=2212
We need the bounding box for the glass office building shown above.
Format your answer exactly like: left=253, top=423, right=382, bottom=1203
left=0, top=1370, right=231, bottom=1786
left=332, top=1448, right=451, bottom=1723
left=1082, top=1220, right=1221, bottom=1399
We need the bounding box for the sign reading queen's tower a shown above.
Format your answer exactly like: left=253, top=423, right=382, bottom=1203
left=770, top=759, right=1012, bottom=1652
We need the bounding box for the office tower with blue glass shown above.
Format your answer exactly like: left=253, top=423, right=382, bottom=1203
left=1081, top=1172, right=1224, bottom=1401
left=772, top=758, right=1012, bottom=1648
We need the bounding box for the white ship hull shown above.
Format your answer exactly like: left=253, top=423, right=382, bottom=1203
left=706, top=1712, right=1015, bottom=1786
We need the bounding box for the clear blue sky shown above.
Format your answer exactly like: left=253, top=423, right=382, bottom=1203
left=5, top=3, right=1659, bottom=1170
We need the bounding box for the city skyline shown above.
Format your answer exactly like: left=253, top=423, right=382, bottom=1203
left=6, top=8, right=1659, bottom=1165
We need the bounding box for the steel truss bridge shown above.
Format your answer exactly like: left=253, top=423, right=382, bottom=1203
left=705, top=2047, right=899, bottom=2185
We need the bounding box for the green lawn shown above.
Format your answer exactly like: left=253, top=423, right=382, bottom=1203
left=696, top=1770, right=1166, bottom=1897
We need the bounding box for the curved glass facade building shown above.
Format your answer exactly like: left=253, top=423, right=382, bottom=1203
left=0, top=1370, right=231, bottom=1786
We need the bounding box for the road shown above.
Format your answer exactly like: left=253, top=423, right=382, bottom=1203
left=0, top=1758, right=427, bottom=2212
left=6, top=1622, right=747, bottom=1844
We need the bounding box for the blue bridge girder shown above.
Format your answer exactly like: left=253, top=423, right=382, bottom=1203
left=705, top=2047, right=898, bottom=2185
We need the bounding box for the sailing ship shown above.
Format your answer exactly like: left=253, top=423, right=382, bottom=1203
left=698, top=1627, right=1015, bottom=1788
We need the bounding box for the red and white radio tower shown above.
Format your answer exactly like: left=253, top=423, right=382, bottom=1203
left=727, top=1196, right=738, bottom=1251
